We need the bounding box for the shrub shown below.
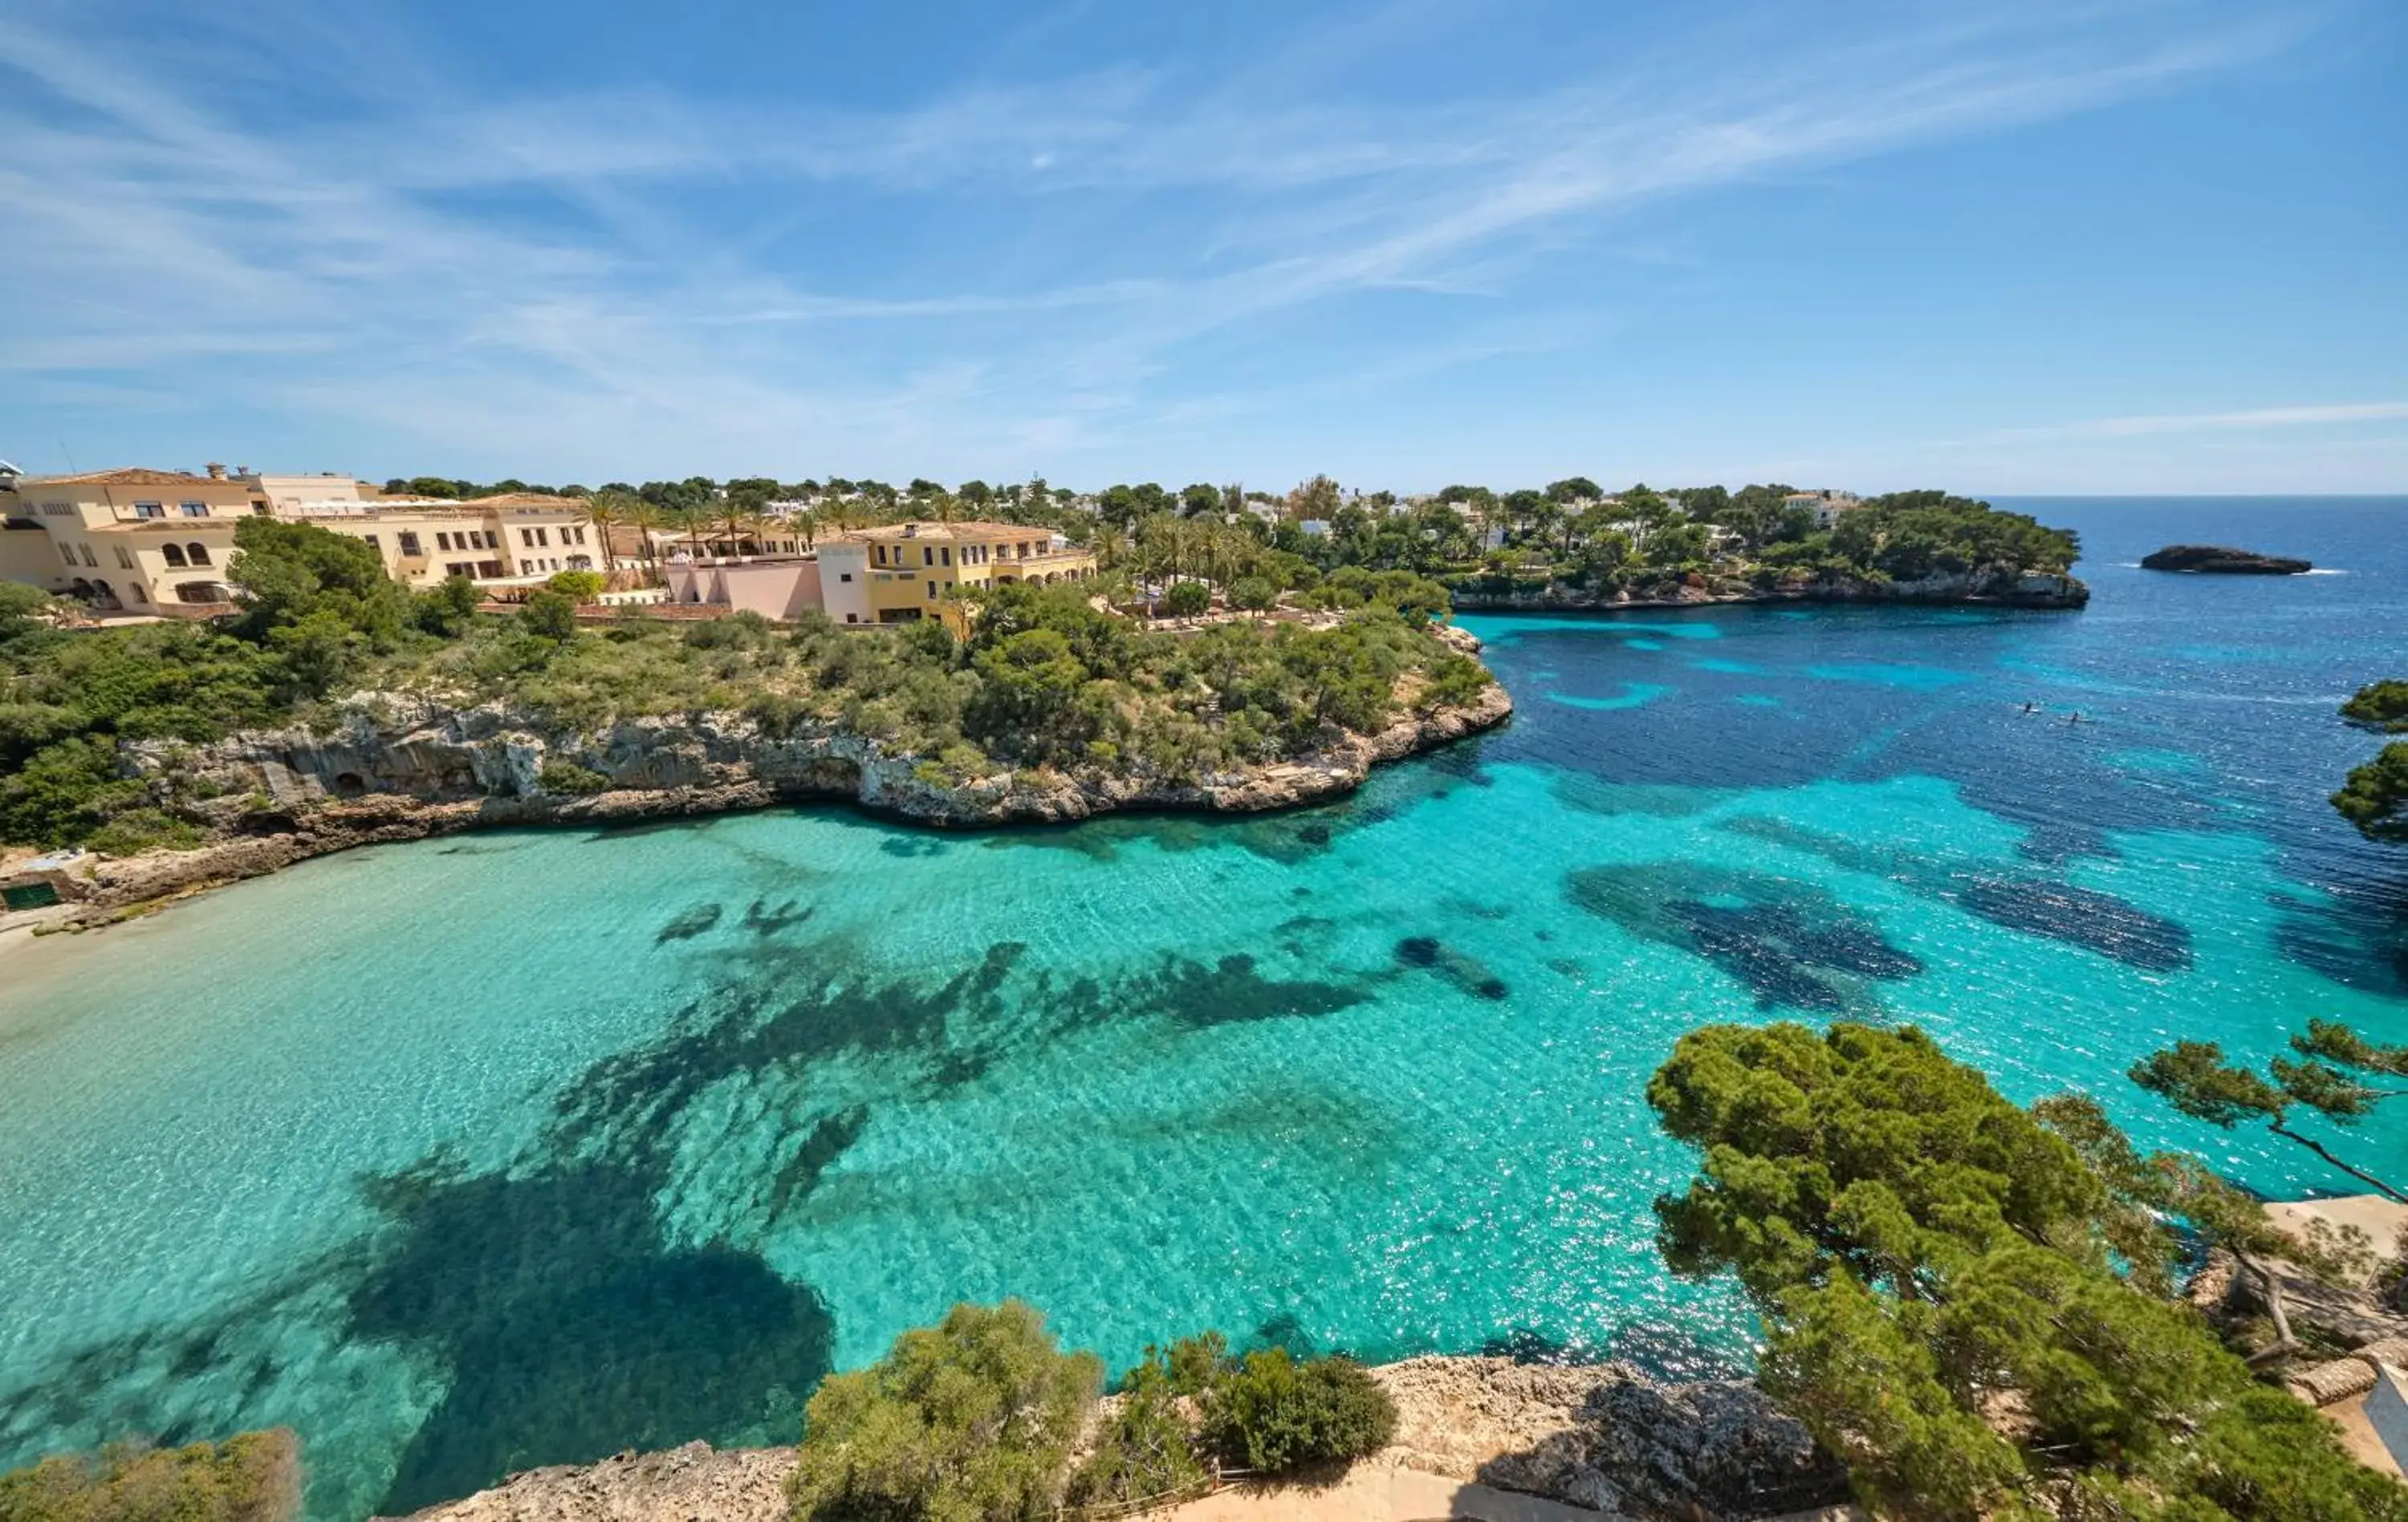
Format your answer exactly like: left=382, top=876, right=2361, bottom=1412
left=0, top=1429, right=301, bottom=1522
left=536, top=759, right=611, bottom=796
left=1065, top=1352, right=1210, bottom=1510
left=789, top=1300, right=1100, bottom=1522
left=1227, top=576, right=1275, bottom=612
left=545, top=569, right=606, bottom=600
left=1161, top=580, right=1210, bottom=617
left=1200, top=1349, right=1396, bottom=1474
left=519, top=591, right=579, bottom=641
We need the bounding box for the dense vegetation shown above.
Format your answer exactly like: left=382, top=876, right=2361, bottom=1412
left=787, top=1305, right=1397, bottom=1521
left=1648, top=1021, right=2406, bottom=1521
left=0, top=520, right=1490, bottom=854
left=789, top=1302, right=1100, bottom=1522
left=0, top=1430, right=299, bottom=1522
left=2333, top=678, right=2408, bottom=841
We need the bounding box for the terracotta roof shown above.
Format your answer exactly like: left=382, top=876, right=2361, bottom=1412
left=840, top=519, right=1061, bottom=541
left=470, top=492, right=588, bottom=509
left=18, top=467, right=238, bottom=489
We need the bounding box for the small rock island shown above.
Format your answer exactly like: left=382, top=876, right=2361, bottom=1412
left=2141, top=543, right=2313, bottom=575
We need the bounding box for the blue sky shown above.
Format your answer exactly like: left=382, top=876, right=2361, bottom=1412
left=2, top=0, right=2402, bottom=494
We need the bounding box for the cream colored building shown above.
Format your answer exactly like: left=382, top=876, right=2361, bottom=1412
left=818, top=520, right=1097, bottom=626
left=0, top=468, right=601, bottom=612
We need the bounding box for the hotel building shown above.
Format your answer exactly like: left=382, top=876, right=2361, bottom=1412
left=0, top=466, right=598, bottom=613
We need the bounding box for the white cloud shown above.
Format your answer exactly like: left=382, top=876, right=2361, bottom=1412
left=0, top=1, right=2326, bottom=482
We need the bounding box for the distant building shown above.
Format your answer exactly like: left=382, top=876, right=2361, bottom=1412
left=0, top=466, right=600, bottom=613
left=1784, top=490, right=1864, bottom=531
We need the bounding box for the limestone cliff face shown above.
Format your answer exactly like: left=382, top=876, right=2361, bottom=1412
left=1449, top=568, right=2089, bottom=612
left=73, top=647, right=1511, bottom=921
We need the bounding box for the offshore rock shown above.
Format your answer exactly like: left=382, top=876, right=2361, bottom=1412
left=67, top=657, right=1511, bottom=926
left=2139, top=543, right=2312, bottom=574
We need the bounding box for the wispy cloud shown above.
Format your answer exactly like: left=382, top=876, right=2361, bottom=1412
left=0, top=0, right=2323, bottom=480
left=2019, top=401, right=2408, bottom=438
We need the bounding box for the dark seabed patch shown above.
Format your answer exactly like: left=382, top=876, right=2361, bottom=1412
left=1121, top=953, right=1368, bottom=1028
left=1719, top=816, right=2192, bottom=971
left=1393, top=937, right=1509, bottom=1000
left=741, top=897, right=813, bottom=937
left=1565, top=863, right=1921, bottom=1011
left=653, top=902, right=722, bottom=944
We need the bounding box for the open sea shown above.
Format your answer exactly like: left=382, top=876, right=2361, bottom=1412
left=2, top=496, right=2404, bottom=1519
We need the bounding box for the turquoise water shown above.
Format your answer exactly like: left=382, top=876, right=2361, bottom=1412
left=3, top=497, right=2405, bottom=1519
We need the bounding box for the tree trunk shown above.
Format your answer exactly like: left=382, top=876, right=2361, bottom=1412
left=2270, top=1119, right=2408, bottom=1203
left=2238, top=1251, right=2300, bottom=1368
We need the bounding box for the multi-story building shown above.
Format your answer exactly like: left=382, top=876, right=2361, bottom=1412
left=0, top=467, right=599, bottom=612
left=816, top=520, right=1098, bottom=626
left=660, top=518, right=1100, bottom=630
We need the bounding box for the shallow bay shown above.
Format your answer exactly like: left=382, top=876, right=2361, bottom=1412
left=3, top=496, right=2404, bottom=1520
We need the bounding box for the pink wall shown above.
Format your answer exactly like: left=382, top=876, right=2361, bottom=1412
left=665, top=558, right=824, bottom=620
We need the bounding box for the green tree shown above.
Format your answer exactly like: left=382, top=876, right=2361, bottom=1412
left=787, top=1301, right=1100, bottom=1522
left=1649, top=1020, right=2407, bottom=1522
left=545, top=569, right=607, bottom=600
left=1162, top=580, right=1210, bottom=617
left=226, top=517, right=413, bottom=641
left=1544, top=476, right=1601, bottom=505
left=1227, top=576, right=1275, bottom=612
left=1198, top=1349, right=1396, bottom=1474
left=2131, top=1020, right=2407, bottom=1203
left=2334, top=679, right=2408, bottom=840
left=518, top=591, right=579, bottom=642
left=0, top=1429, right=300, bottom=1522
left=1066, top=1350, right=1210, bottom=1509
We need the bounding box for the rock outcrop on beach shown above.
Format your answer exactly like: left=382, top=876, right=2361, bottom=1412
left=47, top=632, right=1511, bottom=926
left=2139, top=544, right=2313, bottom=574
left=1447, top=568, right=2089, bottom=612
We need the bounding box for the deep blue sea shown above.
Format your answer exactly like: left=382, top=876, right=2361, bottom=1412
left=2, top=496, right=2403, bottom=1520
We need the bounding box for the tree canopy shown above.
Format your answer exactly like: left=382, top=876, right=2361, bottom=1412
left=1649, top=1020, right=2406, bottom=1522
left=787, top=1301, right=1099, bottom=1522
left=2334, top=678, right=2408, bottom=841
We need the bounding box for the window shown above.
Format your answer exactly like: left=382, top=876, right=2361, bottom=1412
left=839, top=572, right=852, bottom=582
left=922, top=547, right=934, bottom=566
left=180, top=502, right=209, bottom=517
left=942, top=547, right=952, bottom=565
left=114, top=546, right=133, bottom=568
left=57, top=541, right=77, bottom=564
left=40, top=502, right=75, bottom=517
left=132, top=501, right=165, bottom=519
left=845, top=612, right=859, bottom=623
left=129, top=585, right=147, bottom=604
left=397, top=532, right=422, bottom=556
left=186, top=543, right=211, bottom=566
left=81, top=544, right=98, bottom=567
left=925, top=581, right=937, bottom=599
left=436, top=532, right=453, bottom=551
left=535, top=527, right=550, bottom=547
left=362, top=534, right=379, bottom=550
left=162, top=541, right=189, bottom=568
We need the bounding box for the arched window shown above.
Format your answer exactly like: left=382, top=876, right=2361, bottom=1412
left=186, top=543, right=212, bottom=566
left=162, top=543, right=188, bottom=567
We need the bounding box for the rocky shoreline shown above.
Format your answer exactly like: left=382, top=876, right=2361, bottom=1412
left=1446, top=568, right=2089, bottom=612
left=387, top=1353, right=1845, bottom=1522
left=22, top=632, right=1511, bottom=931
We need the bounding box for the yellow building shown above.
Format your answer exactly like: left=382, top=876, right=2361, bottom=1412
left=0, top=468, right=599, bottom=612
left=816, top=520, right=1098, bottom=627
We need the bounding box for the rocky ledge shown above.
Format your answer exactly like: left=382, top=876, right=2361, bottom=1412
left=386, top=1355, right=1845, bottom=1522
left=1449, top=568, right=2088, bottom=612
left=44, top=633, right=1511, bottom=928
left=2139, top=543, right=2312, bottom=575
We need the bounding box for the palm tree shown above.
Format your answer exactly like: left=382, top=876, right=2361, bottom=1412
left=620, top=499, right=665, bottom=580
left=584, top=490, right=627, bottom=572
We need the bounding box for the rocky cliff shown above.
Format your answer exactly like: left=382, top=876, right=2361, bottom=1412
left=56, top=640, right=1511, bottom=925
left=1447, top=568, right=2088, bottom=612
left=385, top=1355, right=1845, bottom=1522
